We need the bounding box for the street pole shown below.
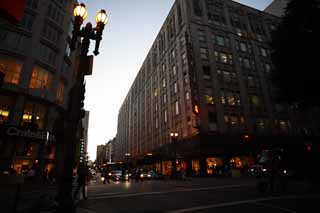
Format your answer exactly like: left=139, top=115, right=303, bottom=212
left=56, top=4, right=108, bottom=212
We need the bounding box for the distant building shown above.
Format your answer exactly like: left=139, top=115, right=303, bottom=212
left=115, top=0, right=312, bottom=176
left=96, top=145, right=107, bottom=166
left=106, top=138, right=115, bottom=163
left=264, top=0, right=289, bottom=17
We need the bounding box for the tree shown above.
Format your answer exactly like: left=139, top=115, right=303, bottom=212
left=270, top=0, right=320, bottom=108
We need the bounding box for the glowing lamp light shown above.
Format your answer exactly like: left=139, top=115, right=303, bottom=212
left=96, top=9, right=109, bottom=25
left=170, top=133, right=174, bottom=137
left=174, top=133, right=179, bottom=137
left=73, top=3, right=88, bottom=20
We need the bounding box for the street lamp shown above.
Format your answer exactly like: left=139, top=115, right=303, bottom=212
left=57, top=3, right=108, bottom=212
left=170, top=132, right=179, bottom=179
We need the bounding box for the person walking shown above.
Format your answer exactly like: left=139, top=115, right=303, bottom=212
left=73, top=163, right=90, bottom=200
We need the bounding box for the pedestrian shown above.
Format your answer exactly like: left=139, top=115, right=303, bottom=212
left=73, top=163, right=90, bottom=200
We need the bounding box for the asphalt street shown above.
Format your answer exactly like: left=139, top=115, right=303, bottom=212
left=77, top=175, right=320, bottom=213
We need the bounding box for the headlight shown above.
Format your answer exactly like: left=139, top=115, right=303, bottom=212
left=140, top=174, right=144, bottom=178
left=101, top=177, right=105, bottom=181
left=283, top=170, right=287, bottom=174
left=108, top=172, right=112, bottom=176
left=250, top=169, right=254, bottom=172
left=147, top=174, right=151, bottom=178
left=262, top=168, right=267, bottom=172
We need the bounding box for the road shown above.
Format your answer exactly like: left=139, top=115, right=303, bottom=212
left=77, top=175, right=320, bottom=213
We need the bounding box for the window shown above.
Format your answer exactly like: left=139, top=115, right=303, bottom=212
left=186, top=92, right=190, bottom=100
left=26, top=0, right=39, bottom=9
left=163, top=94, right=167, bottom=104
left=162, top=64, right=166, bottom=72
left=200, top=47, right=209, bottom=60
left=193, top=0, right=203, bottom=16
left=231, top=116, right=238, bottom=126
left=175, top=101, right=179, bottom=115
left=164, top=110, right=168, bottom=123
left=171, top=50, right=176, bottom=59
left=203, top=66, right=211, bottom=80
left=240, top=42, right=247, bottom=52
left=251, top=95, right=260, bottom=106
left=162, top=78, right=166, bottom=87
left=217, top=35, right=224, bottom=46
left=198, top=30, right=206, bottom=42
left=174, top=82, right=178, bottom=93
left=244, top=58, right=251, bottom=69
left=247, top=76, right=255, bottom=87
left=47, top=3, right=64, bottom=25
left=265, top=63, right=271, bottom=73
left=39, top=43, right=56, bottom=66
left=260, top=48, right=267, bottom=57
left=156, top=117, right=159, bottom=128
left=205, top=95, right=214, bottom=105
left=182, top=53, right=187, bottom=64
left=0, top=57, right=23, bottom=85
left=172, top=65, right=177, bottom=76
left=22, top=102, right=47, bottom=129
left=61, top=60, right=70, bottom=73
left=29, top=66, right=52, bottom=90
left=42, top=24, right=60, bottom=44
left=0, top=96, right=15, bottom=124
left=56, top=81, right=65, bottom=104
left=227, top=93, right=236, bottom=106
left=20, top=13, right=34, bottom=31
left=215, top=51, right=233, bottom=64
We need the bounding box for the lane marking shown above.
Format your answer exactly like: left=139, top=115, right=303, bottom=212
left=254, top=202, right=296, bottom=213
left=168, top=195, right=313, bottom=212
left=88, top=184, right=252, bottom=200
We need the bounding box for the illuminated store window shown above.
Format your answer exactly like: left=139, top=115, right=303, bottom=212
left=0, top=96, right=15, bottom=124
left=0, top=57, right=23, bottom=85
left=29, top=66, right=52, bottom=90
left=22, top=102, right=47, bottom=129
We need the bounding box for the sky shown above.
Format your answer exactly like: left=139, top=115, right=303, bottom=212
left=82, top=0, right=273, bottom=161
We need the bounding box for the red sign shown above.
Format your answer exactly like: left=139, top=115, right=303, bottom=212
left=0, top=0, right=26, bottom=23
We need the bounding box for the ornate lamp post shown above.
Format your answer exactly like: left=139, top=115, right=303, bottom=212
left=170, top=132, right=179, bottom=178
left=56, top=3, right=108, bottom=212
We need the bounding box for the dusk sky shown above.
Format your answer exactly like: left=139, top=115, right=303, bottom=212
left=82, top=0, right=273, bottom=161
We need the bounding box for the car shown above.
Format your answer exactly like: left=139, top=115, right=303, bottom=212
left=147, top=170, right=164, bottom=180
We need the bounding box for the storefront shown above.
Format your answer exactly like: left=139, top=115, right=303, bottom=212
left=1, top=125, right=56, bottom=174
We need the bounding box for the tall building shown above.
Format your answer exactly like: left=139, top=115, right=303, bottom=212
left=264, top=0, right=289, bottom=17
left=96, top=144, right=107, bottom=166
left=0, top=0, right=79, bottom=174
left=116, top=0, right=311, bottom=175
left=106, top=138, right=115, bottom=163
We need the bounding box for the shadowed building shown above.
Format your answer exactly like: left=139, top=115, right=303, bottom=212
left=115, top=0, right=316, bottom=175
left=0, top=0, right=79, bottom=175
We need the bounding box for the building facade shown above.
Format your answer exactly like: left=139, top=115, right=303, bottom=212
left=96, top=144, right=107, bottom=166
left=115, top=0, right=311, bottom=175
left=0, top=0, right=79, bottom=174
left=264, top=0, right=289, bottom=17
